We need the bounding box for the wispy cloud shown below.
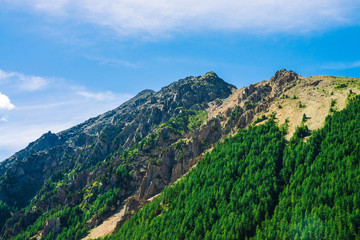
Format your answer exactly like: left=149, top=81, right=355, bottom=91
left=0, top=69, right=16, bottom=81
left=0, top=92, right=15, bottom=110
left=88, top=56, right=138, bottom=68
left=0, top=116, right=8, bottom=122
left=322, top=60, right=360, bottom=70
left=0, top=69, right=48, bottom=91
left=18, top=75, right=48, bottom=91
left=77, top=90, right=132, bottom=102
left=2, top=0, right=360, bottom=37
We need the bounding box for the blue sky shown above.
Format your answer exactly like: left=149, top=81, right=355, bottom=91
left=0, top=0, right=360, bottom=160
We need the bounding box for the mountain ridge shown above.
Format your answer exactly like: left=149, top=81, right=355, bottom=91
left=1, top=69, right=360, bottom=239
left=0, top=72, right=236, bottom=239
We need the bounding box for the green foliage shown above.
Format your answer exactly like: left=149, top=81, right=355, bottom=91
left=269, top=111, right=277, bottom=120
left=188, top=110, right=207, bottom=130
left=348, top=90, right=357, bottom=102
left=335, top=83, right=348, bottom=89
left=280, top=118, right=290, bottom=134
left=10, top=159, right=131, bottom=240
left=330, top=99, right=337, bottom=112
left=245, top=101, right=256, bottom=109
left=203, top=71, right=216, bottom=77
left=331, top=99, right=337, bottom=107
left=106, top=95, right=360, bottom=240
left=298, top=101, right=305, bottom=108
left=0, top=200, right=12, bottom=227
left=115, top=165, right=129, bottom=178
left=12, top=186, right=123, bottom=240
left=230, top=106, right=242, bottom=118
left=332, top=76, right=360, bottom=89
left=106, top=120, right=285, bottom=240
left=302, top=113, right=307, bottom=123
left=160, top=110, right=207, bottom=134
left=253, top=114, right=267, bottom=124
left=294, top=124, right=309, bottom=139
left=255, top=94, right=360, bottom=239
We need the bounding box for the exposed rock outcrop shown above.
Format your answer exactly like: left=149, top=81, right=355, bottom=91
left=42, top=218, right=61, bottom=238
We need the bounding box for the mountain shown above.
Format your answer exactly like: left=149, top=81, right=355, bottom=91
left=107, top=93, right=360, bottom=240
left=0, top=70, right=359, bottom=240
left=0, top=72, right=234, bottom=207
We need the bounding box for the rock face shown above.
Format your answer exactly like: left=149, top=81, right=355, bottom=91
left=225, top=69, right=302, bottom=130
left=0, top=131, right=64, bottom=176
left=42, top=218, right=61, bottom=238
left=137, top=117, right=223, bottom=200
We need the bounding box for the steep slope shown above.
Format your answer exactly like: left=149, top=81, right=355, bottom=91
left=1, top=69, right=360, bottom=240
left=104, top=91, right=360, bottom=240
left=254, top=93, right=360, bottom=239
left=106, top=120, right=285, bottom=239
left=0, top=73, right=235, bottom=239
left=98, top=70, right=360, bottom=239
left=87, top=70, right=360, bottom=239
left=0, top=73, right=235, bottom=208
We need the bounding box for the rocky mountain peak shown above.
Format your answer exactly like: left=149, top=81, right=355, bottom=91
left=155, top=73, right=236, bottom=111
left=0, top=131, right=63, bottom=176
left=269, top=69, right=299, bottom=86
left=29, top=131, right=60, bottom=148
left=134, top=89, right=155, bottom=98
left=201, top=71, right=218, bottom=79
left=160, top=72, right=233, bottom=92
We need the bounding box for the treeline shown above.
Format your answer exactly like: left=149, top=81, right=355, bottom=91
left=104, top=94, right=360, bottom=239
left=254, top=94, right=360, bottom=239
left=105, top=119, right=286, bottom=239
left=7, top=165, right=131, bottom=240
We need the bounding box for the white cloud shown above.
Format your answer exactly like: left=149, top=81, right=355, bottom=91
left=0, top=116, right=8, bottom=122
left=0, top=69, right=16, bottom=81
left=77, top=90, right=132, bottom=101
left=87, top=56, right=138, bottom=68
left=322, top=60, right=360, bottom=70
left=0, top=69, right=48, bottom=91
left=77, top=90, right=113, bottom=101
left=18, top=75, right=48, bottom=91
left=2, top=0, right=360, bottom=36
left=0, top=92, right=15, bottom=110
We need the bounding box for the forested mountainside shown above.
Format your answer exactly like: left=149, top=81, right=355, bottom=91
left=0, top=69, right=360, bottom=240
left=107, top=93, right=360, bottom=240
